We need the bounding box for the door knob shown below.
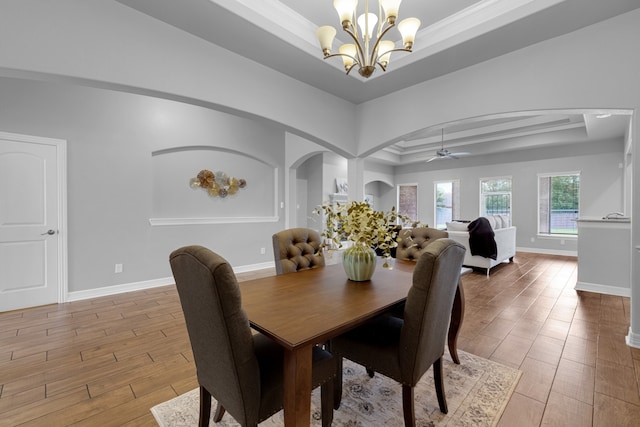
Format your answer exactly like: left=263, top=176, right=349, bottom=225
left=41, top=229, right=56, bottom=235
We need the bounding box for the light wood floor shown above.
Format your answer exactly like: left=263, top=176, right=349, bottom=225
left=1, top=252, right=639, bottom=426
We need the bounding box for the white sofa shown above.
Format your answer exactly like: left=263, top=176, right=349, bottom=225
left=446, top=216, right=516, bottom=275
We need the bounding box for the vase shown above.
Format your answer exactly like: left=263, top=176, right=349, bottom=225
left=342, top=243, right=377, bottom=281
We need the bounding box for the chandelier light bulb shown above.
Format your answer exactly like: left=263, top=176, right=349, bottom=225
left=316, top=26, right=337, bottom=56
left=339, top=44, right=357, bottom=70
left=398, top=17, right=420, bottom=49
left=377, top=40, right=395, bottom=66
left=380, top=0, right=402, bottom=23
left=357, top=13, right=378, bottom=39
left=334, top=0, right=358, bottom=27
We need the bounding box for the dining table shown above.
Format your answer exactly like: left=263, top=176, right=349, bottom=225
left=238, top=258, right=465, bottom=427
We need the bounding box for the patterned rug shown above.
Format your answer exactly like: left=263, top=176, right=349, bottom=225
left=151, top=350, right=520, bottom=427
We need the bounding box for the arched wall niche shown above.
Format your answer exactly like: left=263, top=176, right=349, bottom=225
left=150, top=145, right=278, bottom=225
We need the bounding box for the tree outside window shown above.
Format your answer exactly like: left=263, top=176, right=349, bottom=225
left=538, top=173, right=580, bottom=235
left=480, top=177, right=512, bottom=219
left=435, top=180, right=459, bottom=229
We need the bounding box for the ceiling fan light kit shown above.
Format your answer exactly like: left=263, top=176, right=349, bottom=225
left=316, top=0, right=421, bottom=78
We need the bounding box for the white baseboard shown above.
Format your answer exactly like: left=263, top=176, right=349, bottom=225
left=626, top=327, right=640, bottom=349
left=67, top=277, right=174, bottom=302
left=516, top=246, right=577, bottom=257
left=233, top=261, right=275, bottom=273
left=66, top=261, right=276, bottom=302
left=574, top=281, right=631, bottom=297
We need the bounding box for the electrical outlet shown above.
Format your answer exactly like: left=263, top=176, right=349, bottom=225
left=560, top=239, right=566, bottom=245
left=530, top=237, right=535, bottom=243
left=115, top=263, right=123, bottom=273
left=260, top=247, right=266, bottom=255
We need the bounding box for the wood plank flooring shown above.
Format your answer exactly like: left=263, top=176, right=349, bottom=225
left=1, top=252, right=639, bottom=426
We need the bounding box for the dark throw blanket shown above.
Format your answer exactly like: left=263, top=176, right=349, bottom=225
left=468, top=217, right=497, bottom=260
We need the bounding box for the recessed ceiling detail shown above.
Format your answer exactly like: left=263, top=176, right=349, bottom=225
left=114, top=0, right=637, bottom=165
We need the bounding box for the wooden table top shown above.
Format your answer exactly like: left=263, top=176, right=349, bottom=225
left=238, top=259, right=416, bottom=350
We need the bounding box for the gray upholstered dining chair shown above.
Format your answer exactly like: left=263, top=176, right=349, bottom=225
left=388, top=227, right=450, bottom=317
left=272, top=227, right=325, bottom=275
left=170, top=245, right=335, bottom=427
left=392, top=228, right=466, bottom=365
left=385, top=227, right=449, bottom=318
left=330, top=239, right=465, bottom=426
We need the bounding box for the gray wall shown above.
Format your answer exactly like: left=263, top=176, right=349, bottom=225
left=394, top=139, right=624, bottom=253
left=0, top=77, right=286, bottom=292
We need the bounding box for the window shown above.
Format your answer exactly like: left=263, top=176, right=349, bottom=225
left=434, top=180, right=459, bottom=229
left=538, top=172, right=580, bottom=235
left=480, top=177, right=512, bottom=220
left=398, top=184, right=418, bottom=222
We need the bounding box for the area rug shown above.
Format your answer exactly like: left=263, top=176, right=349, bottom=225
left=151, top=350, right=520, bottom=427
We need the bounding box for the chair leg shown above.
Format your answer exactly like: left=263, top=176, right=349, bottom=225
left=366, top=368, right=375, bottom=378
left=448, top=280, right=465, bottom=365
left=199, top=386, right=212, bottom=427
left=433, top=357, right=448, bottom=414
left=213, top=402, right=225, bottom=422
left=321, top=380, right=334, bottom=427
left=402, top=385, right=416, bottom=427
left=333, top=356, right=343, bottom=409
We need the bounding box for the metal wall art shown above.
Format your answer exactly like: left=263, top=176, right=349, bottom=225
left=190, top=169, right=247, bottom=198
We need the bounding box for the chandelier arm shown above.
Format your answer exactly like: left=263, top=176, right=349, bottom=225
left=375, top=47, right=412, bottom=63
left=367, top=22, right=396, bottom=66
left=344, top=63, right=358, bottom=76
left=376, top=1, right=384, bottom=38
left=341, top=24, right=367, bottom=67
left=322, top=52, right=361, bottom=75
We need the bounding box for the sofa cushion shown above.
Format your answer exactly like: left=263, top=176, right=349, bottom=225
left=446, top=221, right=468, bottom=232
left=484, top=215, right=498, bottom=229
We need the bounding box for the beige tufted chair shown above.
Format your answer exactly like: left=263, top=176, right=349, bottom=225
left=396, top=227, right=449, bottom=261
left=272, top=228, right=325, bottom=275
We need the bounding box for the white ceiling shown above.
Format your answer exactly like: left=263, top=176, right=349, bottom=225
left=115, top=0, right=637, bottom=165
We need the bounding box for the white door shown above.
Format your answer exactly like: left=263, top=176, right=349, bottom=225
left=0, top=132, right=65, bottom=312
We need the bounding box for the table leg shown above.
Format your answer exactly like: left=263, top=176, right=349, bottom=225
left=283, top=344, right=313, bottom=426
left=448, top=280, right=465, bottom=364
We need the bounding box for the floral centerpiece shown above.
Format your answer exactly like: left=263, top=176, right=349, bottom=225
left=314, top=200, right=419, bottom=281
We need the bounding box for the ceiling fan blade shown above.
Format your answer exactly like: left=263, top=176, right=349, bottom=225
left=426, top=156, right=440, bottom=163
left=450, top=151, right=471, bottom=158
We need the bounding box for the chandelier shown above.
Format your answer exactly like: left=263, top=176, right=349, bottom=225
left=316, top=0, right=421, bottom=78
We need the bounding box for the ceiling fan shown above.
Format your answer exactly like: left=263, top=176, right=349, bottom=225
left=426, top=129, right=471, bottom=162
